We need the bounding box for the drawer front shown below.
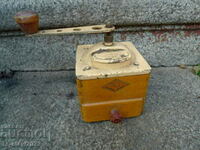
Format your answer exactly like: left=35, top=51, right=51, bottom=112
left=81, top=98, right=144, bottom=122
left=77, top=74, right=150, bottom=104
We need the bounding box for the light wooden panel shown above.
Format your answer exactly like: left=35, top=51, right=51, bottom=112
left=77, top=74, right=150, bottom=104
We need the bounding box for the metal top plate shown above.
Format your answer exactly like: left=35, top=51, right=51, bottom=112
left=76, top=42, right=151, bottom=80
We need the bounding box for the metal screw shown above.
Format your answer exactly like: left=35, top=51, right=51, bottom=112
left=134, top=62, right=139, bottom=66
left=83, top=66, right=91, bottom=71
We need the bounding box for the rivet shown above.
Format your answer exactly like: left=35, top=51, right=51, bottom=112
left=134, top=62, right=139, bottom=66
left=83, top=66, right=91, bottom=71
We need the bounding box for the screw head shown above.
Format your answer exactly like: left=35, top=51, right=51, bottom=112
left=134, top=62, right=139, bottom=66
left=83, top=66, right=91, bottom=71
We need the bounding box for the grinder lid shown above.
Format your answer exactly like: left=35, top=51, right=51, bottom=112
left=76, top=42, right=151, bottom=80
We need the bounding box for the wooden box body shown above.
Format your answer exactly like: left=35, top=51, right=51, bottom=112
left=76, top=42, right=151, bottom=122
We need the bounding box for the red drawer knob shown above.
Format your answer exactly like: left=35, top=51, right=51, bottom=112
left=110, top=109, right=123, bottom=123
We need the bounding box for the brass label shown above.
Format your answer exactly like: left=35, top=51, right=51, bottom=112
left=103, top=79, right=129, bottom=92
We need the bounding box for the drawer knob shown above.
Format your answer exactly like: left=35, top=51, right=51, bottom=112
left=110, top=109, right=123, bottom=123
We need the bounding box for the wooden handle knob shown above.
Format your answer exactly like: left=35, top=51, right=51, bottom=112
left=110, top=109, right=123, bottom=123
left=14, top=11, right=39, bottom=34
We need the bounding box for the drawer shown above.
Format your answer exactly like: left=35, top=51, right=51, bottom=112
left=81, top=98, right=144, bottom=122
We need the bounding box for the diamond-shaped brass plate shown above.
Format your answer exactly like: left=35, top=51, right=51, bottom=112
left=103, top=79, right=129, bottom=92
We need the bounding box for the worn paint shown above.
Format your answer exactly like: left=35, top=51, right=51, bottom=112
left=151, top=31, right=168, bottom=42
left=184, top=24, right=200, bottom=29
left=184, top=30, right=200, bottom=37
left=76, top=42, right=151, bottom=80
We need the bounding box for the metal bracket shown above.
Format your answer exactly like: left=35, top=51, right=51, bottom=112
left=30, top=24, right=115, bottom=36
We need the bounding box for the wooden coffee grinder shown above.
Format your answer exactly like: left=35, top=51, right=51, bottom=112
left=15, top=11, right=151, bottom=123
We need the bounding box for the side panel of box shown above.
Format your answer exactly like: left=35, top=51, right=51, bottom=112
left=77, top=74, right=150, bottom=104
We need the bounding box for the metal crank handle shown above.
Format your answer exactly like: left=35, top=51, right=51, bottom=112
left=14, top=11, right=115, bottom=35
left=32, top=24, right=115, bottom=36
